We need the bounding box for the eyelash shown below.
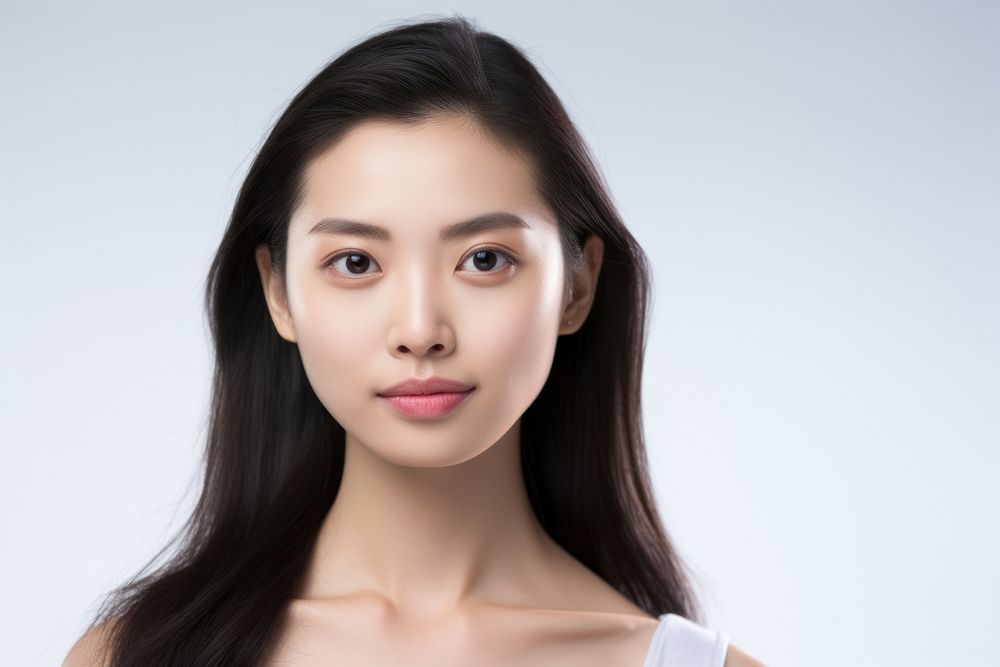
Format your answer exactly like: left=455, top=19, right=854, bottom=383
left=322, top=246, right=518, bottom=278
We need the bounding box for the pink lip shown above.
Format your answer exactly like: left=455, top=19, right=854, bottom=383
left=377, top=389, right=475, bottom=419
left=377, top=376, right=475, bottom=397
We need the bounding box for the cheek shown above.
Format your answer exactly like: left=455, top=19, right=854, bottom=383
left=460, top=268, right=564, bottom=410
left=286, top=279, right=383, bottom=426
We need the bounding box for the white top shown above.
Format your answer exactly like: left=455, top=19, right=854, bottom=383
left=640, top=613, right=730, bottom=667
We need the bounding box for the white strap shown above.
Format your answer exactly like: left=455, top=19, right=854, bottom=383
left=642, top=613, right=730, bottom=667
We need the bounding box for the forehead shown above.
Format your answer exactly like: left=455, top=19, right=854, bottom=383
left=294, top=116, right=546, bottom=233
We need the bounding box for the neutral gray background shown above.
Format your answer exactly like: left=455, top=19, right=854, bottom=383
left=2, top=1, right=997, bottom=665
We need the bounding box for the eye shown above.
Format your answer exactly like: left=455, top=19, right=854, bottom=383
left=323, top=250, right=380, bottom=276
left=459, top=247, right=517, bottom=274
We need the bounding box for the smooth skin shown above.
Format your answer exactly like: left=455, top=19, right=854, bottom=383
left=66, top=114, right=764, bottom=666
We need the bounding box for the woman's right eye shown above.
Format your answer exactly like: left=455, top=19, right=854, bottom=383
left=324, top=251, right=380, bottom=276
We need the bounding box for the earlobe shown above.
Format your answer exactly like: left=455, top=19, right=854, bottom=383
left=254, top=245, right=298, bottom=343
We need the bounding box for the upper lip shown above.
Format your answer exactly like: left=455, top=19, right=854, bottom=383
left=377, top=376, right=475, bottom=397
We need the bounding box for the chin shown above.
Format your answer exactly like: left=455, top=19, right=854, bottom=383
left=371, top=439, right=492, bottom=468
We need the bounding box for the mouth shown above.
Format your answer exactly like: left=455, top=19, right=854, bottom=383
left=376, top=388, right=475, bottom=419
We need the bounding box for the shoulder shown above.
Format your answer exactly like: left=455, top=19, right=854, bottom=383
left=724, top=642, right=768, bottom=667
left=62, top=618, right=120, bottom=667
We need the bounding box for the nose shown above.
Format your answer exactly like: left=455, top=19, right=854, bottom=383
left=385, top=269, right=456, bottom=359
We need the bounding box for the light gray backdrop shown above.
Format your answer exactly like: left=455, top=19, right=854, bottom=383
left=2, top=1, right=997, bottom=665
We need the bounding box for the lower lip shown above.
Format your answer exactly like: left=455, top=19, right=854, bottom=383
left=377, top=389, right=475, bottom=418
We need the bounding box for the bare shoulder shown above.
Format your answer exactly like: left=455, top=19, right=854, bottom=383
left=725, top=642, right=768, bottom=667
left=63, top=618, right=120, bottom=667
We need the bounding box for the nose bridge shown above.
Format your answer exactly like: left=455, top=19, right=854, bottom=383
left=399, top=256, right=439, bottom=322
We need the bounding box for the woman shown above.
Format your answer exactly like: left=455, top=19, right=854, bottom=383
left=66, top=14, right=765, bottom=666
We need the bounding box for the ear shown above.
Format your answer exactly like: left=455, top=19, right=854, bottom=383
left=254, top=244, right=298, bottom=343
left=559, top=234, right=604, bottom=335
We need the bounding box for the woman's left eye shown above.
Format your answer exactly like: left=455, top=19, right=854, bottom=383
left=459, top=247, right=517, bottom=274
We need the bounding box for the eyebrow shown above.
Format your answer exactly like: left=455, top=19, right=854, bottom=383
left=306, top=211, right=531, bottom=241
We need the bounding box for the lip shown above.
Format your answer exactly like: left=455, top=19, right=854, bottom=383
left=377, top=390, right=475, bottom=419
left=376, top=376, right=475, bottom=397
left=376, top=376, right=476, bottom=419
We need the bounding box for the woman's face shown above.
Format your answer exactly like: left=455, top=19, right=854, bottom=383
left=257, top=115, right=586, bottom=467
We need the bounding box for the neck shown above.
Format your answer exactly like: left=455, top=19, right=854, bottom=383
left=297, top=419, right=559, bottom=619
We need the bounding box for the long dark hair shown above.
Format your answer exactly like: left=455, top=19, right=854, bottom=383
left=84, top=14, right=702, bottom=665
